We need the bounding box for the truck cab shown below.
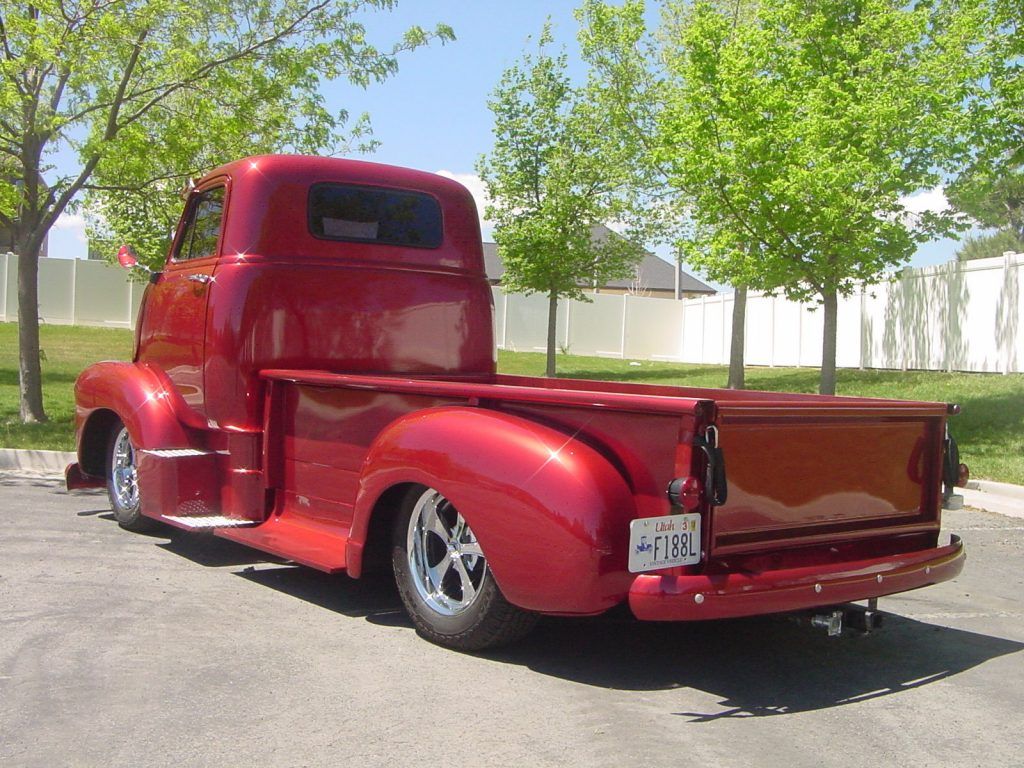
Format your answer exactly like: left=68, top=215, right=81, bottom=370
left=137, top=156, right=495, bottom=431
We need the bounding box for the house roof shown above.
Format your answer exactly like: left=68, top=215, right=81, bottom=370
left=481, top=224, right=715, bottom=295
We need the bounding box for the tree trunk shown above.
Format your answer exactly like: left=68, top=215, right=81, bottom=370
left=819, top=288, right=838, bottom=396
left=16, top=238, right=47, bottom=423
left=545, top=291, right=558, bottom=378
left=727, top=285, right=747, bottom=389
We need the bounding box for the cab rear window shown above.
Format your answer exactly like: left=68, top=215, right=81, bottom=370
left=308, top=183, right=443, bottom=249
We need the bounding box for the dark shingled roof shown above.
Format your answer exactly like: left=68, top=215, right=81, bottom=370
left=481, top=224, right=715, bottom=295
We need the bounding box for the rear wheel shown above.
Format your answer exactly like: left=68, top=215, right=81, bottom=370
left=391, top=485, right=537, bottom=651
left=106, top=422, right=157, bottom=533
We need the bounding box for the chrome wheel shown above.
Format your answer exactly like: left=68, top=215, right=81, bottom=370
left=111, top=427, right=140, bottom=511
left=392, top=484, right=539, bottom=649
left=106, top=419, right=156, bottom=532
left=406, top=488, right=487, bottom=617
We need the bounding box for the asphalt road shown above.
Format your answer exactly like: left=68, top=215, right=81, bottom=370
left=1, top=473, right=1022, bottom=768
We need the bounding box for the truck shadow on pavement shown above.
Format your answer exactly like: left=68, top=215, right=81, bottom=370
left=154, top=528, right=293, bottom=568
left=147, top=527, right=412, bottom=617
left=495, top=610, right=1024, bottom=720
left=201, top=551, right=1024, bottom=720
left=236, top=564, right=410, bottom=621
left=61, top=479, right=1022, bottom=723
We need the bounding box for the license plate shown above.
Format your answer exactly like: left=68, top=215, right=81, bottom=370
left=628, top=513, right=702, bottom=573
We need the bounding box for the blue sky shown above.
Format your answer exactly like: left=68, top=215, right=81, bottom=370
left=48, top=0, right=968, bottom=280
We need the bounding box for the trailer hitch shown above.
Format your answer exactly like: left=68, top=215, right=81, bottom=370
left=806, top=599, right=884, bottom=637
left=845, top=598, right=884, bottom=633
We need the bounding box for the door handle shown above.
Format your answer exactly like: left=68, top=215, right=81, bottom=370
left=187, top=274, right=212, bottom=284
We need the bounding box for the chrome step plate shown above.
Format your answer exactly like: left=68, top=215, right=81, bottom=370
left=162, top=515, right=257, bottom=529
left=141, top=448, right=212, bottom=458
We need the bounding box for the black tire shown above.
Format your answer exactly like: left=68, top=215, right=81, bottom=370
left=105, top=421, right=158, bottom=533
left=391, top=485, right=538, bottom=651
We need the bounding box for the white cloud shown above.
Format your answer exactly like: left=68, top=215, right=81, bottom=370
left=899, top=186, right=949, bottom=216
left=435, top=170, right=493, bottom=236
left=53, top=212, right=87, bottom=243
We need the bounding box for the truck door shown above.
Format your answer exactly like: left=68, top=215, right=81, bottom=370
left=138, top=183, right=226, bottom=420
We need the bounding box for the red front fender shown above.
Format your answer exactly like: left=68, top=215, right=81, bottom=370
left=74, top=362, right=196, bottom=452
left=73, top=362, right=220, bottom=518
left=347, top=407, right=637, bottom=615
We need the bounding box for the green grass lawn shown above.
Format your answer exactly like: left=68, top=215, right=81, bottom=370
left=2, top=322, right=1020, bottom=485
left=0, top=323, right=134, bottom=451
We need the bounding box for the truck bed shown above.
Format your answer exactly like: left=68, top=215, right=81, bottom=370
left=259, top=369, right=949, bottom=573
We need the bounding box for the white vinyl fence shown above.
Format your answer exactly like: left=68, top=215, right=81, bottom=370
left=0, top=252, right=146, bottom=329
left=494, top=252, right=1024, bottom=374
left=2, top=251, right=1022, bottom=373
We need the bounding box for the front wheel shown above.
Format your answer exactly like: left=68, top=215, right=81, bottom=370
left=391, top=486, right=537, bottom=651
left=106, top=421, right=157, bottom=533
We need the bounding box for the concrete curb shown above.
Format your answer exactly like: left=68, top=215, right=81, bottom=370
left=967, top=479, right=1024, bottom=502
left=959, top=487, right=1024, bottom=520
left=0, top=448, right=75, bottom=474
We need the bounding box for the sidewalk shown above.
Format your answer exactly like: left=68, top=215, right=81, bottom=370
left=3, top=448, right=1023, bottom=519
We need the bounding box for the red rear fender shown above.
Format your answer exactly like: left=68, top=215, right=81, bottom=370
left=348, top=407, right=638, bottom=615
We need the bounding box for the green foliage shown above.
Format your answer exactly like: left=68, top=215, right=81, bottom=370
left=945, top=1, right=1023, bottom=241
left=478, top=26, right=642, bottom=303
left=0, top=1, right=453, bottom=238
left=657, top=0, right=965, bottom=301
left=949, top=175, right=1024, bottom=241
left=0, top=0, right=452, bottom=420
left=576, top=0, right=676, bottom=246
left=578, top=0, right=771, bottom=290
left=477, top=24, right=644, bottom=375
left=61, top=2, right=449, bottom=267
left=956, top=229, right=1024, bottom=262
left=579, top=0, right=978, bottom=393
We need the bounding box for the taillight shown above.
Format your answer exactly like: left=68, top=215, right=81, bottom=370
left=667, top=476, right=703, bottom=511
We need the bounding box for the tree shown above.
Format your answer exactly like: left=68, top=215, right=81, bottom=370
left=0, top=0, right=452, bottom=423
left=477, top=25, right=643, bottom=377
left=578, top=0, right=766, bottom=391
left=956, top=229, right=1024, bottom=261
left=946, top=0, right=1023, bottom=242
left=654, top=0, right=968, bottom=394
left=949, top=176, right=1024, bottom=242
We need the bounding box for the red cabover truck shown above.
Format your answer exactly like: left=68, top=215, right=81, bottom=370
left=66, top=155, right=967, bottom=650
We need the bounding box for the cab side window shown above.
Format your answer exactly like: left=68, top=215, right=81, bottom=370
left=174, top=186, right=225, bottom=262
